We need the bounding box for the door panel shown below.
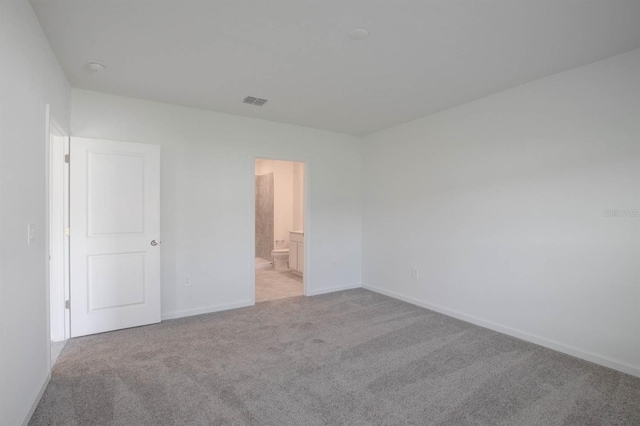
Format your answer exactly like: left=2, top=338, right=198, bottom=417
left=70, top=137, right=160, bottom=337
left=88, top=252, right=146, bottom=311
left=88, top=151, right=145, bottom=235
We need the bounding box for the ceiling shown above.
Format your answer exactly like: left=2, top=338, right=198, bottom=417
left=31, top=0, right=640, bottom=136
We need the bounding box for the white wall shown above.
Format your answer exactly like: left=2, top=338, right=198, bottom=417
left=71, top=88, right=363, bottom=317
left=362, top=49, right=640, bottom=377
left=0, top=1, right=71, bottom=424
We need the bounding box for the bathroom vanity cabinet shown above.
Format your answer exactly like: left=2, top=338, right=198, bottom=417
left=289, top=231, right=304, bottom=276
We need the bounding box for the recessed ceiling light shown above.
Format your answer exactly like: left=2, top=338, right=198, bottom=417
left=87, top=61, right=106, bottom=72
left=349, top=28, right=369, bottom=40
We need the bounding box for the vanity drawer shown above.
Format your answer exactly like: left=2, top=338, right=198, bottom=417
left=290, top=232, right=304, bottom=243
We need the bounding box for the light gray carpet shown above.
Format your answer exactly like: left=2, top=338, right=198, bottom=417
left=31, top=289, right=640, bottom=425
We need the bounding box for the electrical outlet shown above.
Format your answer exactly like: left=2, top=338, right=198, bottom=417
left=182, top=275, right=191, bottom=286
left=412, top=267, right=419, bottom=279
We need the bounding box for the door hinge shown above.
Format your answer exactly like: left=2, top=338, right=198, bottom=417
left=65, top=300, right=70, bottom=309
left=64, top=154, right=70, bottom=164
left=64, top=227, right=70, bottom=237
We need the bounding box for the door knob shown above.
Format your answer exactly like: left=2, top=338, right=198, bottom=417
left=151, top=240, right=159, bottom=246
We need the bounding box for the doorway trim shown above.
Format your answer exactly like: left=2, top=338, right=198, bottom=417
left=249, top=155, right=310, bottom=304
left=49, top=126, right=69, bottom=343
left=45, top=104, right=70, bottom=370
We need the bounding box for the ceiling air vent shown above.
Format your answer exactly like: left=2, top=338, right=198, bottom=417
left=243, top=96, right=268, bottom=106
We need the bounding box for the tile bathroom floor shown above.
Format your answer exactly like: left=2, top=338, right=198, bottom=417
left=255, top=258, right=303, bottom=303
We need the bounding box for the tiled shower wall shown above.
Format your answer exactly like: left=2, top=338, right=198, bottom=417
left=255, top=173, right=274, bottom=261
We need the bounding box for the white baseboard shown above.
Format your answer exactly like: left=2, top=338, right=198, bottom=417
left=362, top=283, right=640, bottom=379
left=307, top=282, right=361, bottom=296
left=21, top=371, right=51, bottom=426
left=161, top=300, right=253, bottom=321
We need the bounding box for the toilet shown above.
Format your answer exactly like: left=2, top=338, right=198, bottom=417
left=271, top=248, right=289, bottom=271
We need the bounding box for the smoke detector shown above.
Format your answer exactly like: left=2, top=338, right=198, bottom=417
left=243, top=96, right=268, bottom=106
left=87, top=61, right=106, bottom=72
left=349, top=28, right=369, bottom=40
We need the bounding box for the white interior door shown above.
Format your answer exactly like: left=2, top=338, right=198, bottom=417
left=70, top=137, right=161, bottom=337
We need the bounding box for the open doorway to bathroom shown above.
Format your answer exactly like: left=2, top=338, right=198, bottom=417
left=254, top=158, right=305, bottom=303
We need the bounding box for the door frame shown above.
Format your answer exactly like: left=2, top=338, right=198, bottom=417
left=45, top=105, right=70, bottom=368
left=249, top=155, right=310, bottom=304
left=48, top=125, right=69, bottom=343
